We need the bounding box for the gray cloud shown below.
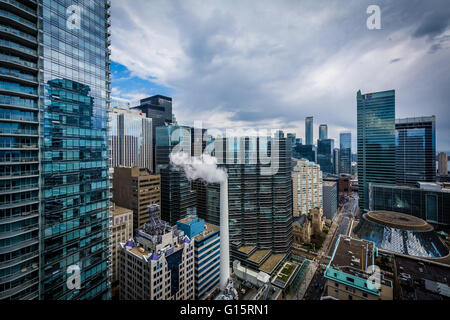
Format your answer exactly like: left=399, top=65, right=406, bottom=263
left=111, top=0, right=450, bottom=153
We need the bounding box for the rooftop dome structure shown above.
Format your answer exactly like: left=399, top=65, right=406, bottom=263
left=353, top=211, right=449, bottom=258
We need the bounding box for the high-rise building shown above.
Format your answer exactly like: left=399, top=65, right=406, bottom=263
left=112, top=167, right=161, bottom=231
left=292, top=159, right=323, bottom=216
left=287, top=132, right=296, bottom=147
left=333, top=148, right=339, bottom=175
left=305, top=116, right=313, bottom=145
left=155, top=125, right=196, bottom=225
left=292, top=144, right=316, bottom=162
left=295, top=138, right=302, bottom=145
left=110, top=107, right=152, bottom=171
left=317, top=139, right=334, bottom=174
left=0, top=0, right=111, bottom=300
left=176, top=216, right=220, bottom=300
left=396, top=116, right=436, bottom=185
left=110, top=204, right=133, bottom=298
left=132, top=95, right=173, bottom=170
left=118, top=205, right=195, bottom=300
left=319, top=124, right=328, bottom=140
left=438, top=152, right=448, bottom=176
left=339, top=132, right=352, bottom=175
left=323, top=180, right=338, bottom=221
left=357, top=90, right=396, bottom=212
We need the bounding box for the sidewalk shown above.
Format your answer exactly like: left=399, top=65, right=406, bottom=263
left=296, top=262, right=317, bottom=300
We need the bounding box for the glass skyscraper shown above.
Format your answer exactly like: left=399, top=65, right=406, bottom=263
left=339, top=132, right=351, bottom=175
left=357, top=90, right=396, bottom=212
left=305, top=116, right=313, bottom=145
left=0, top=0, right=111, bottom=300
left=317, top=138, right=334, bottom=174
left=395, top=116, right=435, bottom=185
left=319, top=124, right=327, bottom=140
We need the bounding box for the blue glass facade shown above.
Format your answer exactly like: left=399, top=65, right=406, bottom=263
left=39, top=0, right=111, bottom=300
left=357, top=90, right=396, bottom=212
left=305, top=116, right=313, bottom=146
left=0, top=0, right=111, bottom=300
left=319, top=124, right=327, bottom=140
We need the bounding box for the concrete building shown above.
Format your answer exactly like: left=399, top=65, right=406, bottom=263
left=310, top=207, right=325, bottom=235
left=292, top=159, right=323, bottom=216
left=323, top=180, right=338, bottom=220
left=118, top=205, right=194, bottom=300
left=438, top=152, right=448, bottom=175
left=110, top=204, right=133, bottom=298
left=177, top=216, right=220, bottom=300
left=113, top=167, right=161, bottom=231
left=325, top=236, right=394, bottom=300
left=109, top=107, right=153, bottom=171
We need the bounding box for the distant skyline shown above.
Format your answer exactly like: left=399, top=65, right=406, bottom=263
left=110, top=0, right=450, bottom=153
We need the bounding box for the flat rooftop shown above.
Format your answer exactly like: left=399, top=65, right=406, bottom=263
left=111, top=204, right=132, bottom=216
left=260, top=253, right=285, bottom=274
left=238, top=246, right=257, bottom=255
left=248, top=249, right=271, bottom=264
left=330, top=236, right=374, bottom=271
left=194, top=222, right=219, bottom=241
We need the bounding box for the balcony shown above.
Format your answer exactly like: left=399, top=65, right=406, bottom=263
left=0, top=197, right=39, bottom=209
left=0, top=169, right=38, bottom=179
left=0, top=128, right=38, bottom=136
left=0, top=38, right=37, bottom=60
left=0, top=277, right=38, bottom=299
left=0, top=23, right=36, bottom=46
left=0, top=236, right=38, bottom=255
left=0, top=142, right=38, bottom=149
left=0, top=156, right=38, bottom=164
left=0, top=9, right=36, bottom=34
left=0, top=94, right=37, bottom=110
left=0, top=250, right=38, bottom=270
left=0, top=113, right=38, bottom=123
left=0, top=210, right=38, bottom=224
left=0, top=0, right=37, bottom=20
left=0, top=52, right=37, bottom=71
left=0, top=183, right=39, bottom=194
left=0, top=224, right=38, bottom=240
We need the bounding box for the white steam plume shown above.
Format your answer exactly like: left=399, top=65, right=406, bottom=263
left=169, top=151, right=227, bottom=183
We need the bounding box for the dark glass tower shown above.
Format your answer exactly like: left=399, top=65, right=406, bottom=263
left=317, top=138, right=334, bottom=174
left=0, top=0, right=111, bottom=300
left=395, top=116, right=436, bottom=185
left=339, top=132, right=351, bottom=175
left=305, top=116, right=313, bottom=146
left=357, top=90, right=396, bottom=213
left=292, top=144, right=316, bottom=162
left=319, top=124, right=327, bottom=140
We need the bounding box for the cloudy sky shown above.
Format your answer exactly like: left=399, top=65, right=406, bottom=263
left=110, top=0, right=450, bottom=153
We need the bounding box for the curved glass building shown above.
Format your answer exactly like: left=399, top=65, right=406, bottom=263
left=354, top=211, right=449, bottom=258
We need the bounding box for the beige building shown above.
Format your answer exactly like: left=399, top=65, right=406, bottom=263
left=438, top=152, right=448, bottom=175
left=325, top=236, right=393, bottom=300
left=292, top=159, right=323, bottom=217
left=110, top=204, right=133, bottom=298
left=113, top=167, right=161, bottom=230
left=118, top=205, right=194, bottom=300
left=310, top=207, right=324, bottom=235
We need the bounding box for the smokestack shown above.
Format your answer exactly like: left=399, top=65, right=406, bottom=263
left=219, top=178, right=230, bottom=290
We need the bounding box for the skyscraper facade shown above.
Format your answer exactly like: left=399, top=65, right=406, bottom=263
left=319, top=124, right=328, bottom=140
left=357, top=90, right=396, bottom=212
left=292, top=144, right=316, bottom=162
left=155, top=125, right=196, bottom=225
left=110, top=107, right=152, bottom=171
left=317, top=138, right=334, bottom=174
left=0, top=0, right=111, bottom=300
left=339, top=132, right=351, bottom=175
left=333, top=148, right=339, bottom=175
left=395, top=116, right=435, bottom=185
left=305, top=116, right=313, bottom=145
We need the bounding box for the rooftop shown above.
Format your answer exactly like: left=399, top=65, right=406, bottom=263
left=248, top=249, right=271, bottom=264
left=111, top=204, right=132, bottom=216
left=260, top=253, right=285, bottom=274
left=194, top=222, right=219, bottom=241
left=365, top=211, right=432, bottom=231
left=238, top=246, right=257, bottom=255
left=329, top=235, right=374, bottom=272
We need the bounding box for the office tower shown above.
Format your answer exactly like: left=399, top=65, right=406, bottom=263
left=357, top=90, right=396, bottom=212
left=319, top=124, right=328, bottom=140
left=333, top=148, right=339, bottom=175
left=325, top=236, right=393, bottom=300
left=110, top=107, right=153, bottom=171
left=369, top=182, right=450, bottom=225
left=292, top=144, right=316, bottom=162
left=111, top=97, right=130, bottom=109
left=317, top=139, right=334, bottom=174
left=438, top=152, right=448, bottom=175
left=396, top=116, right=436, bottom=185
left=110, top=204, right=133, bottom=298
left=339, top=132, right=352, bottom=175
left=305, top=116, right=313, bottom=145
left=322, top=181, right=338, bottom=221
left=295, top=138, right=302, bottom=145
left=292, top=159, right=323, bottom=216
left=132, top=95, right=173, bottom=170
left=287, top=133, right=296, bottom=147
left=118, top=205, right=195, bottom=300
left=155, top=125, right=196, bottom=225
left=0, top=0, right=111, bottom=300
left=176, top=216, right=220, bottom=300
left=112, top=167, right=161, bottom=231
